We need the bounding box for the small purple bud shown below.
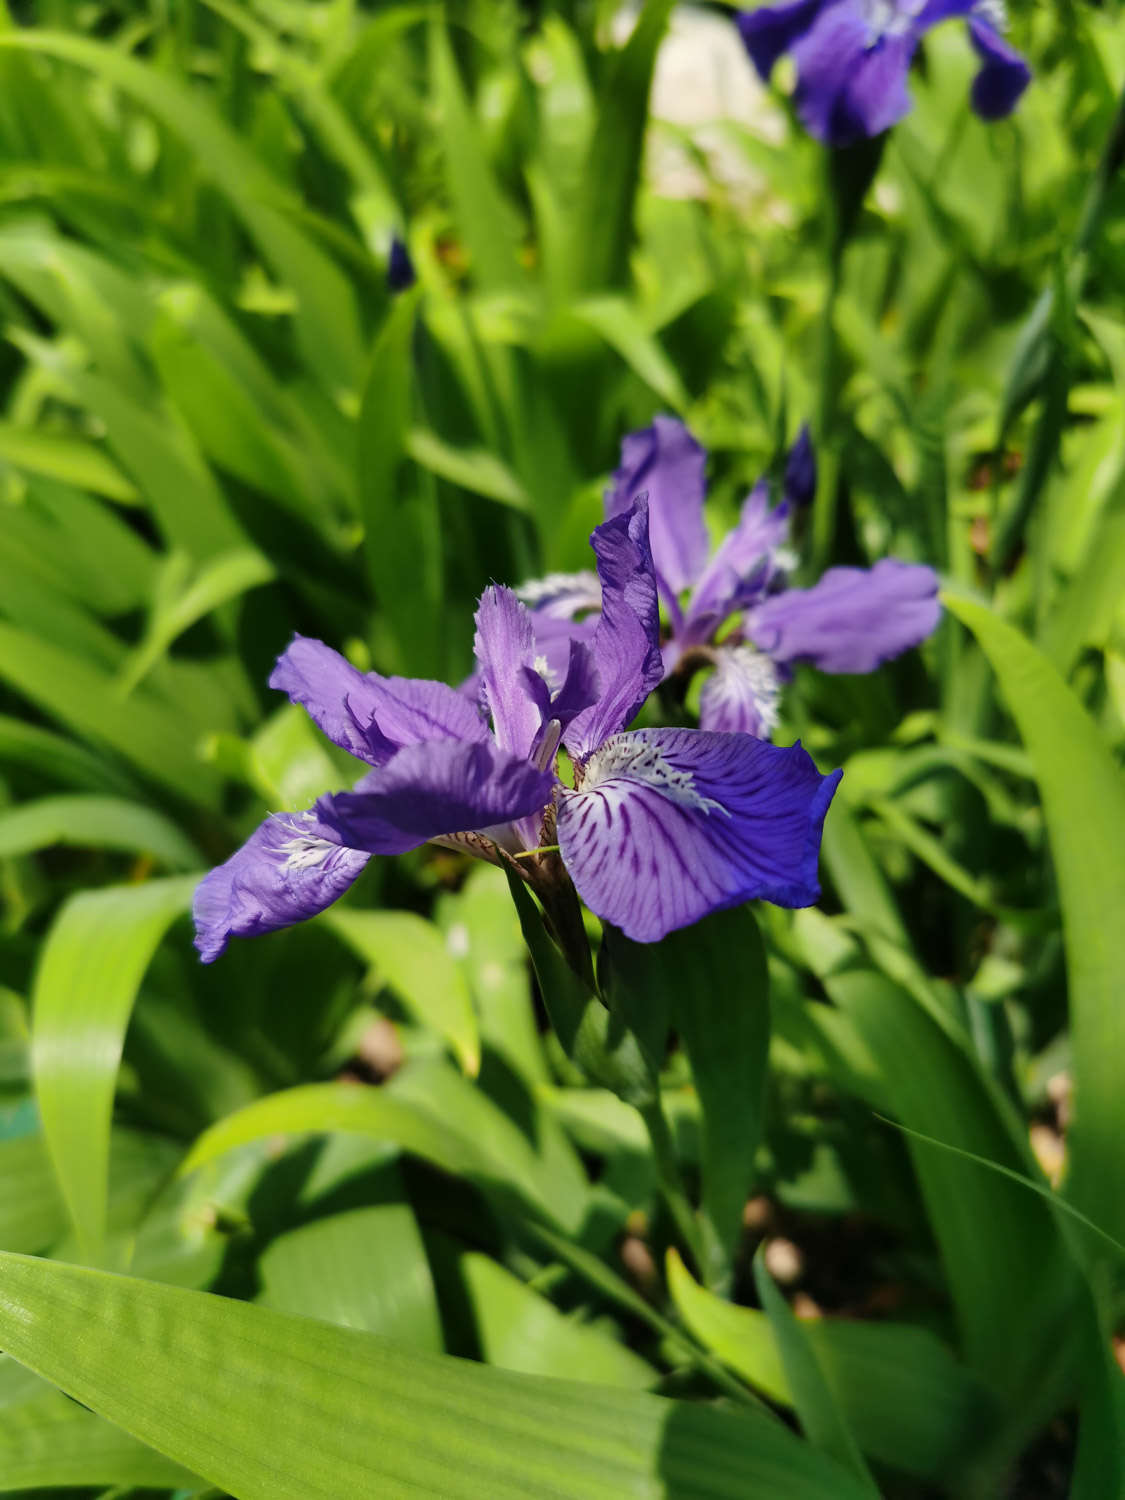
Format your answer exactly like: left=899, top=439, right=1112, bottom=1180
left=783, top=424, right=816, bottom=509
left=387, top=235, right=416, bottom=293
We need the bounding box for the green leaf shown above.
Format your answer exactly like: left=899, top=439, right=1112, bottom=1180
left=571, top=298, right=688, bottom=411
left=260, top=1196, right=443, bottom=1349
left=31, top=876, right=198, bottom=1263
left=180, top=1058, right=588, bottom=1235
left=406, top=428, right=530, bottom=510
left=0, top=32, right=364, bottom=395
left=752, top=1245, right=879, bottom=1494
left=0, top=623, right=221, bottom=805
left=0, top=1136, right=66, bottom=1254
left=669, top=1250, right=993, bottom=1480
left=454, top=1249, right=655, bottom=1388
left=0, top=795, right=200, bottom=869
left=429, top=22, right=525, bottom=292
left=0, top=422, right=137, bottom=501
left=945, top=594, right=1125, bottom=1249
left=0, top=1251, right=875, bottom=1500
left=0, top=1371, right=199, bottom=1493
left=325, top=908, right=480, bottom=1076
left=573, top=0, right=676, bottom=290
left=603, top=908, right=769, bottom=1290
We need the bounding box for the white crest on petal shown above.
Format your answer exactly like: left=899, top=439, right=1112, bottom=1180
left=709, top=647, right=782, bottom=738
left=516, top=571, right=603, bottom=618
left=579, top=731, right=728, bottom=816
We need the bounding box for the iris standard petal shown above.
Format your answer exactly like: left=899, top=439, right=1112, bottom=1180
left=685, top=481, right=789, bottom=639
left=317, top=738, right=554, bottom=855
left=698, top=645, right=784, bottom=737
left=967, top=15, right=1030, bottom=120
left=747, top=557, right=941, bottom=674
left=271, top=635, right=488, bottom=765
left=193, top=808, right=370, bottom=963
left=474, top=585, right=544, bottom=759
left=736, top=0, right=826, bottom=80
left=791, top=3, right=916, bottom=144
left=563, top=503, right=664, bottom=761
left=605, top=416, right=709, bottom=597
left=558, top=728, right=841, bottom=942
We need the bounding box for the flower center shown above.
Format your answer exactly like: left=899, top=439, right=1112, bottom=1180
left=579, top=731, right=727, bottom=816
left=860, top=0, right=924, bottom=42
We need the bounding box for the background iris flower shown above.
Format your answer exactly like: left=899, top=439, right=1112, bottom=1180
left=737, top=0, right=1031, bottom=145
left=194, top=502, right=841, bottom=955
left=520, top=417, right=941, bottom=739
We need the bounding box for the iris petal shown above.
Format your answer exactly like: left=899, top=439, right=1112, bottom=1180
left=558, top=728, right=841, bottom=942
left=747, top=558, right=941, bottom=674
left=605, top=416, right=710, bottom=597
left=193, top=807, right=369, bottom=963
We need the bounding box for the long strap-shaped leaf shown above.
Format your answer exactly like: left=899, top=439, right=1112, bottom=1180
left=945, top=594, right=1125, bottom=1248
left=0, top=1252, right=873, bottom=1500
left=31, top=876, right=198, bottom=1265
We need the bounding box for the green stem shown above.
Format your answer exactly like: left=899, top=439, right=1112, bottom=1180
left=638, top=1096, right=707, bottom=1277
left=522, top=1220, right=775, bottom=1415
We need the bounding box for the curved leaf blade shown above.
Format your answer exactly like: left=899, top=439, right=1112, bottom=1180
left=0, top=1252, right=873, bottom=1500
left=31, top=876, right=198, bottom=1263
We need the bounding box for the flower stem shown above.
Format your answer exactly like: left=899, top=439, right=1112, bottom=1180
left=638, top=1096, right=708, bottom=1276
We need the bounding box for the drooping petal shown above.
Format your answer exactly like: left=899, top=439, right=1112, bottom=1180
left=605, top=416, right=709, bottom=597
left=791, top=3, right=916, bottom=144
left=736, top=0, right=826, bottom=81
left=684, top=480, right=790, bottom=642
left=473, top=586, right=544, bottom=760
left=967, top=14, right=1030, bottom=120
left=746, top=558, right=941, bottom=674
left=564, top=502, right=664, bottom=761
left=558, top=728, right=841, bottom=942
left=271, top=635, right=488, bottom=766
left=193, top=808, right=369, bottom=963
left=699, top=645, right=785, bottom=738
left=317, top=739, right=554, bottom=855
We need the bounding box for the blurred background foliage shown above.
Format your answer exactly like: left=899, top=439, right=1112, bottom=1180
left=0, top=0, right=1124, bottom=1496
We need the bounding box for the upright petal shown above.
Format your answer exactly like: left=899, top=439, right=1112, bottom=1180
left=564, top=503, right=664, bottom=761
left=271, top=635, right=488, bottom=765
left=473, top=586, right=543, bottom=760
left=699, top=645, right=784, bottom=738
left=747, top=558, right=941, bottom=674
left=967, top=15, right=1030, bottom=120
left=605, top=416, right=709, bottom=597
left=791, top=4, right=916, bottom=144
left=558, top=728, right=841, bottom=942
left=318, top=739, right=554, bottom=854
left=736, top=0, right=826, bottom=80
left=685, top=480, right=790, bottom=641
left=193, top=807, right=369, bottom=963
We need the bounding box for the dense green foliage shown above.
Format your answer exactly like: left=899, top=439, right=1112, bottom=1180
left=0, top=1, right=1123, bottom=1496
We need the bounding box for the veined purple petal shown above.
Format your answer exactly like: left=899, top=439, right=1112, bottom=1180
left=792, top=3, right=916, bottom=144
left=193, top=808, right=369, bottom=963
left=967, top=15, right=1030, bottom=120
left=736, top=0, right=826, bottom=81
left=564, top=503, right=664, bottom=761
left=474, top=586, right=543, bottom=760
left=747, top=558, right=941, bottom=674
left=699, top=646, right=784, bottom=738
left=605, top=417, right=709, bottom=597
left=271, top=635, right=488, bottom=766
left=685, top=480, right=790, bottom=641
left=558, top=728, right=841, bottom=942
left=318, top=739, right=554, bottom=854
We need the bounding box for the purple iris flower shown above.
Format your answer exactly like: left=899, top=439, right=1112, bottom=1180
left=193, top=502, right=841, bottom=955
left=519, top=417, right=940, bottom=741
left=737, top=0, right=1030, bottom=146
